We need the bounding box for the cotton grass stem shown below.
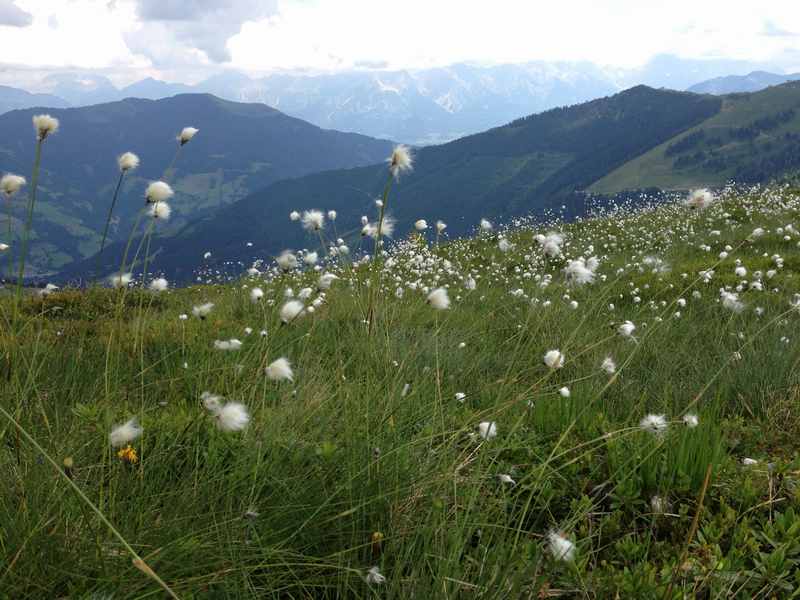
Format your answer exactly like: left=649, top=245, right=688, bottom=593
left=118, top=209, right=145, bottom=283
left=5, top=195, right=14, bottom=282
left=97, top=170, right=127, bottom=280
left=366, top=174, right=394, bottom=334
left=15, top=139, right=43, bottom=304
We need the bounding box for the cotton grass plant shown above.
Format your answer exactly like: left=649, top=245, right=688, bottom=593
left=14, top=115, right=58, bottom=303
left=2, top=127, right=800, bottom=599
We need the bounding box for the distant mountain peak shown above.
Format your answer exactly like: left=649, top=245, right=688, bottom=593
left=688, top=71, right=800, bottom=95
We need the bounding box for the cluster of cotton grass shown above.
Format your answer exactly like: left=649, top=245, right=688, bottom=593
left=0, top=112, right=200, bottom=295
left=6, top=117, right=800, bottom=593
left=217, top=180, right=800, bottom=578
left=111, top=126, right=199, bottom=290
left=0, top=115, right=61, bottom=300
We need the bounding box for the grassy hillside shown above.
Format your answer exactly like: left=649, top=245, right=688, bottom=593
left=0, top=94, right=393, bottom=276
left=593, top=82, right=800, bottom=193
left=62, top=85, right=722, bottom=282
left=2, top=184, right=800, bottom=597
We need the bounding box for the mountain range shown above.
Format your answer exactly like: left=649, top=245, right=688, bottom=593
left=688, top=71, right=800, bottom=95
left=1, top=55, right=794, bottom=145
left=5, top=79, right=800, bottom=284
left=0, top=94, right=393, bottom=277
left=0, top=85, right=70, bottom=115
left=75, top=85, right=722, bottom=283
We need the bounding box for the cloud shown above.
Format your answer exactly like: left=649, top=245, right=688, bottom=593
left=130, top=0, right=279, bottom=62
left=226, top=0, right=800, bottom=73
left=763, top=21, right=796, bottom=38
left=0, top=0, right=33, bottom=27
left=3, top=0, right=800, bottom=87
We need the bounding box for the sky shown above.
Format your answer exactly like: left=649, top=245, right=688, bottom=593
left=0, top=0, right=799, bottom=88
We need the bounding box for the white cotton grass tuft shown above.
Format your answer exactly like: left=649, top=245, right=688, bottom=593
left=109, top=417, right=142, bottom=447
left=117, top=152, right=140, bottom=172
left=201, top=392, right=249, bottom=432
left=365, top=566, right=386, bottom=585
left=147, top=202, right=172, bottom=220
left=721, top=291, right=745, bottom=313
left=547, top=531, right=576, bottom=562
left=639, top=414, right=668, bottom=435
left=32, top=114, right=59, bottom=140
left=564, top=257, right=599, bottom=286
left=265, top=357, right=294, bottom=382
left=327, top=210, right=337, bottom=221
left=414, top=219, right=428, bottom=231
left=110, top=272, right=132, bottom=288
left=318, top=273, right=339, bottom=290
left=289, top=210, right=300, bottom=222
left=683, top=413, right=699, bottom=428
left=0, top=174, right=26, bottom=196
left=477, top=421, right=497, bottom=440
left=145, top=181, right=174, bottom=204
left=303, top=251, right=318, bottom=266
left=280, top=299, right=305, bottom=323
left=387, top=144, right=413, bottom=179
left=537, top=232, right=564, bottom=258
left=201, top=391, right=223, bottom=413
left=250, top=287, right=264, bottom=303
left=427, top=287, right=450, bottom=310
left=361, top=223, right=377, bottom=238
left=214, top=339, right=243, bottom=351
left=601, top=356, right=616, bottom=375
left=375, top=216, right=396, bottom=239
left=214, top=402, right=250, bottom=432
left=301, top=210, right=325, bottom=231
left=686, top=188, right=715, bottom=209
left=149, top=277, right=168, bottom=292
left=40, top=283, right=58, bottom=297
left=543, top=349, right=565, bottom=369
left=436, top=220, right=447, bottom=233
left=177, top=126, right=199, bottom=145
left=618, top=320, right=636, bottom=340
left=559, top=386, right=571, bottom=398
left=192, top=302, right=214, bottom=319
left=480, top=218, right=493, bottom=232
left=276, top=250, right=298, bottom=271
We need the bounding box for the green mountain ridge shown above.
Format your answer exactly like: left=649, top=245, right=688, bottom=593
left=592, top=81, right=800, bottom=193
left=18, top=83, right=800, bottom=284
left=63, top=85, right=724, bottom=282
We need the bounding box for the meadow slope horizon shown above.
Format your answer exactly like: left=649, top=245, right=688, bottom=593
left=58, top=82, right=800, bottom=284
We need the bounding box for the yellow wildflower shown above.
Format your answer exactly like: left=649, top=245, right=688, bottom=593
left=117, top=445, right=138, bottom=464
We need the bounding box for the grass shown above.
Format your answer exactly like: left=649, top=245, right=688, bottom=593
left=1, top=185, right=800, bottom=598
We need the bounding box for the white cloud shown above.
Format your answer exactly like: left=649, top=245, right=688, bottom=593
left=131, top=0, right=279, bottom=62
left=228, top=0, right=800, bottom=72
left=1, top=0, right=143, bottom=69
left=0, top=0, right=32, bottom=27
left=0, top=0, right=798, bottom=85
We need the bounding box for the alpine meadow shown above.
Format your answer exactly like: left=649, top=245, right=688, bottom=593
left=3, top=1, right=800, bottom=598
